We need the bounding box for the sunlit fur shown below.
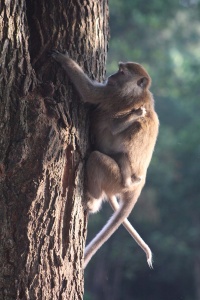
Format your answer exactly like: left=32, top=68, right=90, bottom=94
left=52, top=51, right=159, bottom=268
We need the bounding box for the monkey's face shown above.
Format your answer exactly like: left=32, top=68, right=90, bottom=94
left=107, top=62, right=151, bottom=95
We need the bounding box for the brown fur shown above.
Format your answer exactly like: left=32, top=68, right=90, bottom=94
left=51, top=51, right=159, bottom=268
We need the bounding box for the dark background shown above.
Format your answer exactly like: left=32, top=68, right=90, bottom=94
left=85, top=1, right=200, bottom=299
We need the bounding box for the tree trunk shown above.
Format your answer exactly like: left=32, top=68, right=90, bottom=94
left=0, top=0, right=109, bottom=299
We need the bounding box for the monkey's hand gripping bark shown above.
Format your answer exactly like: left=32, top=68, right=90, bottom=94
left=51, top=50, right=159, bottom=269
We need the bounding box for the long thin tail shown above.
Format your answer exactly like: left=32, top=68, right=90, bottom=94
left=108, top=195, right=153, bottom=268
left=84, top=193, right=138, bottom=268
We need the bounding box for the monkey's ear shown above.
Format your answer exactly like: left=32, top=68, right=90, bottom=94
left=137, top=77, right=148, bottom=89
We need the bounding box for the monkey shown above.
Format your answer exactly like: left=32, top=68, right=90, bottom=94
left=51, top=50, right=159, bottom=269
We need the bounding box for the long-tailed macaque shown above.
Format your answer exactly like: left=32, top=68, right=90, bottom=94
left=51, top=50, right=159, bottom=269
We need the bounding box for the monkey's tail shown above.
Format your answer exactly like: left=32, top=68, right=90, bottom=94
left=108, top=195, right=153, bottom=269
left=84, top=191, right=140, bottom=269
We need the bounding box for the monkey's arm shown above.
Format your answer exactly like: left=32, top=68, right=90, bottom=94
left=51, top=50, right=104, bottom=104
left=108, top=196, right=153, bottom=268
left=111, top=106, right=146, bottom=135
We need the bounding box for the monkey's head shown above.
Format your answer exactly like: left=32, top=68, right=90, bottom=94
left=107, top=62, right=151, bottom=98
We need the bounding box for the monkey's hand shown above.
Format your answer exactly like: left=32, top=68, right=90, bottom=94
left=50, top=49, right=104, bottom=104
left=51, top=49, right=69, bottom=63
left=140, top=106, right=146, bottom=117
left=134, top=106, right=146, bottom=117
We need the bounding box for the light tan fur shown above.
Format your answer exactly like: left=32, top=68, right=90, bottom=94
left=51, top=50, right=159, bottom=268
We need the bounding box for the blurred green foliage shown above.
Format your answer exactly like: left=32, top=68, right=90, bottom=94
left=84, top=1, right=200, bottom=299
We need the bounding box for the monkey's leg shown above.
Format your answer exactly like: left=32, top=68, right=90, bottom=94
left=108, top=195, right=153, bottom=268
left=86, top=151, right=122, bottom=213
left=112, top=153, right=132, bottom=187
left=113, top=153, right=142, bottom=188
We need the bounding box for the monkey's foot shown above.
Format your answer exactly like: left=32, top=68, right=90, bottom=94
left=123, top=177, right=133, bottom=188
left=87, top=195, right=103, bottom=214
left=123, top=175, right=143, bottom=188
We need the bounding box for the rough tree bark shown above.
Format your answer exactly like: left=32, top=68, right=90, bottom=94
left=0, top=0, right=109, bottom=299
